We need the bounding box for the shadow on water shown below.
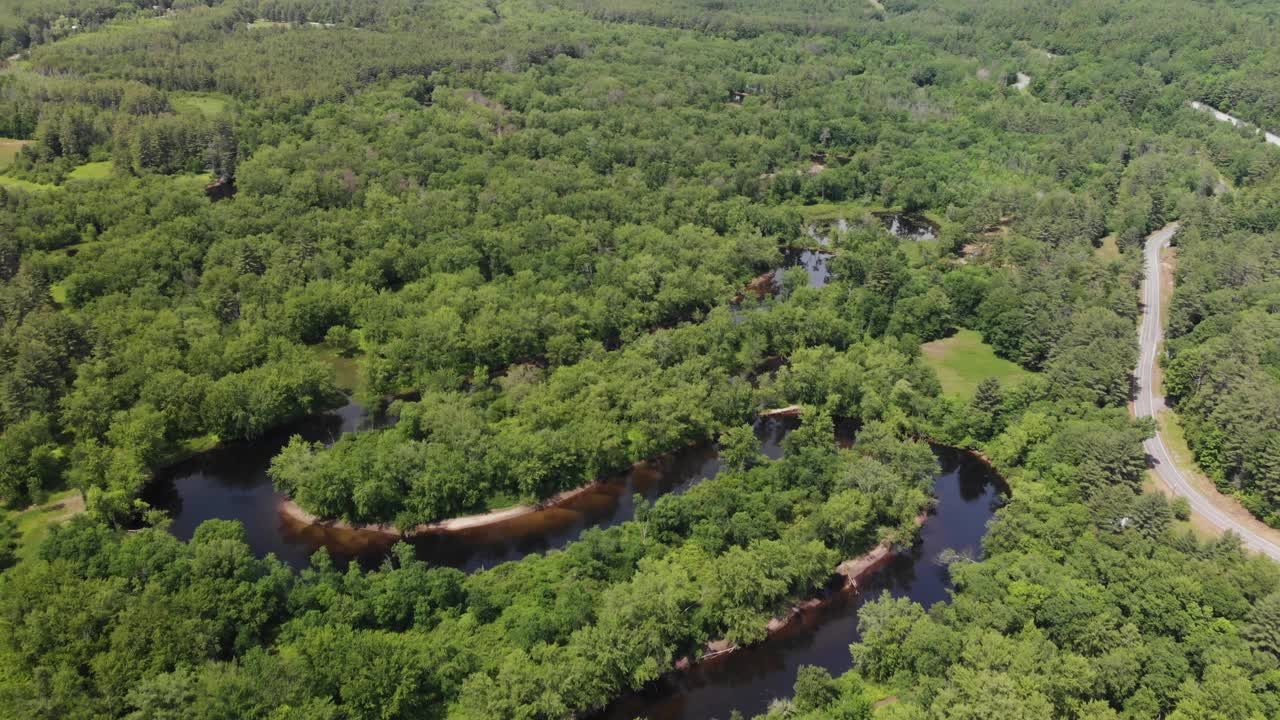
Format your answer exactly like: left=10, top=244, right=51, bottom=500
left=773, top=249, right=832, bottom=290
left=142, top=399, right=396, bottom=568
left=875, top=212, right=938, bottom=241
left=149, top=405, right=1004, bottom=720
left=146, top=401, right=798, bottom=573
left=597, top=448, right=1006, bottom=720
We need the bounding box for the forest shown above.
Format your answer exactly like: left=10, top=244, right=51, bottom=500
left=2, top=0, right=1280, bottom=718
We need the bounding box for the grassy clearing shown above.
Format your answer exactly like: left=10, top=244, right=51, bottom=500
left=311, top=347, right=366, bottom=394
left=794, top=201, right=888, bottom=222
left=0, top=175, right=55, bottom=192
left=0, top=138, right=31, bottom=167
left=66, top=161, right=114, bottom=181
left=921, top=328, right=1031, bottom=398
left=171, top=92, right=232, bottom=117
left=5, top=165, right=209, bottom=195
left=155, top=433, right=221, bottom=469
left=248, top=19, right=291, bottom=29
left=1095, top=234, right=1120, bottom=261
left=5, top=490, right=84, bottom=563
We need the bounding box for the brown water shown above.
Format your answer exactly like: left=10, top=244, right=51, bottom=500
left=146, top=400, right=796, bottom=572
left=598, top=448, right=1005, bottom=720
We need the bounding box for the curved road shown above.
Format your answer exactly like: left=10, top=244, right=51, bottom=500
left=1135, top=224, right=1280, bottom=560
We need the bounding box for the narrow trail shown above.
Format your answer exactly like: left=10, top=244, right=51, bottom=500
left=1134, top=223, right=1280, bottom=560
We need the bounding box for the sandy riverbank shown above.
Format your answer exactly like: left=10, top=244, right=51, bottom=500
left=279, top=409, right=804, bottom=538
left=277, top=479, right=609, bottom=537
left=673, top=511, right=929, bottom=670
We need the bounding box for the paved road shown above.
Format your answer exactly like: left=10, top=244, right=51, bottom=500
left=1135, top=224, right=1280, bottom=560
left=1190, top=101, right=1280, bottom=147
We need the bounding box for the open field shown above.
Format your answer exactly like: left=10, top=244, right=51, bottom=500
left=66, top=161, right=113, bottom=181
left=0, top=174, right=55, bottom=191
left=0, top=138, right=31, bottom=167
left=312, top=348, right=366, bottom=394
left=171, top=92, right=232, bottom=117
left=921, top=328, right=1031, bottom=398
left=4, top=490, right=84, bottom=563
left=1095, top=234, right=1120, bottom=260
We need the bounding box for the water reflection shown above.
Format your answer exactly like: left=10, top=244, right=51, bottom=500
left=147, top=402, right=797, bottom=572
left=774, top=249, right=832, bottom=290
left=143, top=399, right=395, bottom=568
left=598, top=448, right=1005, bottom=720
left=876, top=212, right=938, bottom=241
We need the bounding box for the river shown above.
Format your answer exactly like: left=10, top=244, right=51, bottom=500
left=598, top=447, right=1005, bottom=720
left=145, top=402, right=796, bottom=571
left=148, top=399, right=1002, bottom=719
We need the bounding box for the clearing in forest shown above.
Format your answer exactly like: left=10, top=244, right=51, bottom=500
left=921, top=329, right=1031, bottom=398
left=4, top=490, right=85, bottom=563
left=0, top=138, right=31, bottom=167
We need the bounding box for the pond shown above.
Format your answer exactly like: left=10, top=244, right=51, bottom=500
left=804, top=218, right=847, bottom=247
left=597, top=447, right=1005, bottom=720
left=875, top=212, right=938, bottom=240
left=145, top=399, right=797, bottom=572
left=774, top=248, right=832, bottom=290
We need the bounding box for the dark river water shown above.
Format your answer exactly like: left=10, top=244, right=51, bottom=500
left=147, top=400, right=1002, bottom=720
left=145, top=401, right=796, bottom=572
left=598, top=447, right=1005, bottom=720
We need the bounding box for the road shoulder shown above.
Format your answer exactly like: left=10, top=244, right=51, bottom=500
left=1147, top=241, right=1280, bottom=550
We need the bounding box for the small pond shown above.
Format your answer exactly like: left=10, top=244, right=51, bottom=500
left=876, top=212, right=938, bottom=240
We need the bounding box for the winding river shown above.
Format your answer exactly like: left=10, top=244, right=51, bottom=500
left=149, top=408, right=1003, bottom=720
left=145, top=402, right=797, bottom=571
left=145, top=214, right=996, bottom=719
left=599, top=448, right=1005, bottom=720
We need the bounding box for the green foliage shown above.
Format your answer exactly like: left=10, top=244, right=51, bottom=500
left=1165, top=220, right=1280, bottom=524
left=0, top=517, right=16, bottom=570
left=5, top=0, right=1280, bottom=718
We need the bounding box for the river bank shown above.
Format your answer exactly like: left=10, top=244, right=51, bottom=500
left=151, top=410, right=795, bottom=571
left=670, top=511, right=929, bottom=671
left=278, top=407, right=809, bottom=542
left=598, top=447, right=1005, bottom=720
left=277, top=477, right=613, bottom=537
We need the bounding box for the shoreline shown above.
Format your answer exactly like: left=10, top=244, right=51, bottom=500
left=277, top=479, right=609, bottom=538
left=278, top=409, right=804, bottom=539
left=671, top=511, right=929, bottom=671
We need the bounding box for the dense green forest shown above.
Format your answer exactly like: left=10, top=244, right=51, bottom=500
left=1165, top=206, right=1280, bottom=526
left=2, top=0, right=1280, bottom=717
